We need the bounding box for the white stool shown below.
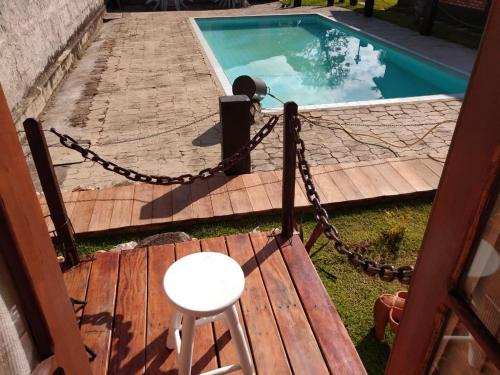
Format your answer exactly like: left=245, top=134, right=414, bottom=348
left=163, top=252, right=255, bottom=375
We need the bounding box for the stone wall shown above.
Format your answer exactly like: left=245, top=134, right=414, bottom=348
left=0, top=0, right=104, bottom=125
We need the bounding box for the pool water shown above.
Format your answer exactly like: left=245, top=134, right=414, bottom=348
left=195, top=15, right=468, bottom=108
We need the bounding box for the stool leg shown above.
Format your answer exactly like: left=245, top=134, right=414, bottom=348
left=178, top=315, right=196, bottom=375
left=167, top=310, right=182, bottom=350
left=225, top=305, right=255, bottom=375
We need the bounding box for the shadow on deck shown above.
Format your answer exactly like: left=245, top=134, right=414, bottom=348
left=63, top=232, right=367, bottom=374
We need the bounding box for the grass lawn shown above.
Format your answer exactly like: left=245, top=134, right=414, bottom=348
left=296, top=0, right=483, bottom=49
left=76, top=196, right=433, bottom=374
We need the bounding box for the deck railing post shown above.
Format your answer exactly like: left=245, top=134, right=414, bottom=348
left=220, top=95, right=252, bottom=176
left=23, top=118, right=79, bottom=267
left=281, top=102, right=298, bottom=239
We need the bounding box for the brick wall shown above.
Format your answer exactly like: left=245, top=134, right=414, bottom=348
left=440, top=0, right=487, bottom=10
left=0, top=0, right=104, bottom=113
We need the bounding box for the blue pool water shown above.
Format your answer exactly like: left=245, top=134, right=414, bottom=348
left=195, top=15, right=468, bottom=108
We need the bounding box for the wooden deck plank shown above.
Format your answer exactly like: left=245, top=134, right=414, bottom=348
left=175, top=241, right=218, bottom=373
left=421, top=158, right=444, bottom=176
left=80, top=252, right=120, bottom=375
left=412, top=159, right=441, bottom=187
left=311, top=165, right=346, bottom=203
left=360, top=165, right=399, bottom=196
left=389, top=159, right=434, bottom=191
left=249, top=232, right=330, bottom=375
left=278, top=235, right=367, bottom=374
left=207, top=174, right=229, bottom=195
left=324, top=166, right=365, bottom=201
left=146, top=244, right=177, bottom=374
left=54, top=157, right=440, bottom=235
left=258, top=171, right=282, bottom=209
left=71, top=190, right=98, bottom=233
left=208, top=174, right=234, bottom=217
left=201, top=237, right=247, bottom=375
left=294, top=179, right=310, bottom=208
left=241, top=173, right=273, bottom=212
left=151, top=185, right=173, bottom=224
left=308, top=166, right=328, bottom=202
left=227, top=176, right=253, bottom=214
left=108, top=185, right=135, bottom=229
left=190, top=179, right=214, bottom=219
left=373, top=163, right=416, bottom=195
left=225, top=234, right=291, bottom=375
left=69, top=231, right=372, bottom=375
left=109, top=249, right=148, bottom=375
left=88, top=187, right=115, bottom=232
left=343, top=165, right=383, bottom=199
left=63, top=261, right=92, bottom=321
left=172, top=184, right=194, bottom=222
left=131, top=184, right=154, bottom=227
left=63, top=191, right=80, bottom=227
left=210, top=191, right=234, bottom=217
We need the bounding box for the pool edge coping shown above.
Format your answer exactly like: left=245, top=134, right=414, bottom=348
left=189, top=12, right=467, bottom=111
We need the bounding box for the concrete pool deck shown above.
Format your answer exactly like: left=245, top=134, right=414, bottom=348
left=28, top=2, right=476, bottom=191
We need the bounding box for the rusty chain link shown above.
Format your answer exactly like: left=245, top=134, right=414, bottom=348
left=292, top=116, right=414, bottom=284
left=50, top=114, right=280, bottom=185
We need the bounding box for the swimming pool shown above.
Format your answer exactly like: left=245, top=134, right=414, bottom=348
left=192, top=14, right=468, bottom=109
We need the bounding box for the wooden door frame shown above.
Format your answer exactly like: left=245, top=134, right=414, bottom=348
left=386, top=0, right=500, bottom=373
left=0, top=86, right=91, bottom=374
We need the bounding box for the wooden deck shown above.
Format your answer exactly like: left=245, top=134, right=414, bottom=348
left=63, top=232, right=366, bottom=374
left=43, top=157, right=443, bottom=235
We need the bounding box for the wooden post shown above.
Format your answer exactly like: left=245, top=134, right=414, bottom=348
left=23, top=118, right=79, bottom=267
left=1, top=86, right=91, bottom=375
left=364, top=0, right=375, bottom=16
left=420, top=0, right=439, bottom=35
left=305, top=223, right=325, bottom=253
left=281, top=102, right=298, bottom=239
left=220, top=95, right=252, bottom=176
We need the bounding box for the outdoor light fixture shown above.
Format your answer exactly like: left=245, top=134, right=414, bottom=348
left=232, top=75, right=268, bottom=102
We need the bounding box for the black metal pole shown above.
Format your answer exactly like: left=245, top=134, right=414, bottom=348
left=281, top=102, right=298, bottom=239
left=23, top=118, right=79, bottom=267
left=420, top=0, right=439, bottom=35
left=220, top=95, right=252, bottom=175
left=293, top=0, right=302, bottom=7
left=364, top=0, right=375, bottom=17
left=327, top=0, right=334, bottom=6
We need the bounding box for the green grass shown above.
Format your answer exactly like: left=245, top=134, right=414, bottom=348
left=297, top=0, right=482, bottom=49
left=75, top=197, right=433, bottom=374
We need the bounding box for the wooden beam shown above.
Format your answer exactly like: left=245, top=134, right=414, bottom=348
left=0, top=85, right=91, bottom=373
left=387, top=2, right=500, bottom=373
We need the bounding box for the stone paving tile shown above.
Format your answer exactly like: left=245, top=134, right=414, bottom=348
left=27, top=3, right=474, bottom=191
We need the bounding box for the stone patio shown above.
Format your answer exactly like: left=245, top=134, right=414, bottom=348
left=27, top=3, right=476, bottom=191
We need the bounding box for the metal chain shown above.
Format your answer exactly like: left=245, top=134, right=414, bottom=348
left=292, top=116, right=414, bottom=284
left=50, top=115, right=280, bottom=185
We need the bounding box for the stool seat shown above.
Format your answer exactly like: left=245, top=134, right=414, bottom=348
left=163, top=252, right=245, bottom=316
